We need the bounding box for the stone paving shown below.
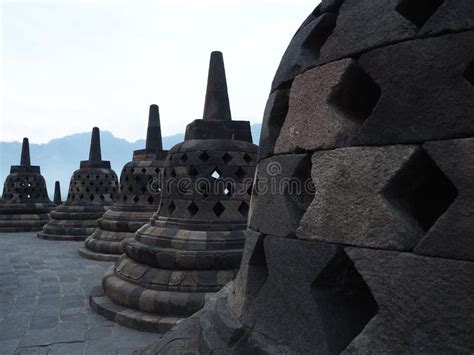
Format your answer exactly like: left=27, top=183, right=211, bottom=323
left=0, top=232, right=160, bottom=355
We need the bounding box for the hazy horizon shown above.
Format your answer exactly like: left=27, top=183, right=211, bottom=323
left=1, top=0, right=318, bottom=144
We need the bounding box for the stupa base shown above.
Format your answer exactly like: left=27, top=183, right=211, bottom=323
left=89, top=285, right=183, bottom=333
left=78, top=246, right=121, bottom=261
left=37, top=232, right=87, bottom=241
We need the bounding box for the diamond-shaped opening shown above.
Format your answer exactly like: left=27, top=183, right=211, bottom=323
left=382, top=150, right=458, bottom=232
left=168, top=201, right=176, bottom=215
left=238, top=201, right=249, bottom=217
left=222, top=152, right=233, bottom=164
left=188, top=166, right=199, bottom=179
left=464, top=60, right=474, bottom=87
left=140, top=186, right=147, bottom=194
left=246, top=183, right=253, bottom=196
left=300, top=12, right=338, bottom=66
left=312, top=250, right=378, bottom=354
left=128, top=186, right=133, bottom=192
left=90, top=195, right=95, bottom=201
left=328, top=61, right=381, bottom=126
left=243, top=153, right=253, bottom=164
left=79, top=194, right=84, bottom=200
left=99, top=194, right=105, bottom=201
left=211, top=168, right=222, bottom=180
left=180, top=153, right=188, bottom=162
left=122, top=195, right=128, bottom=202
left=235, top=167, right=246, bottom=181
left=197, top=180, right=210, bottom=198
left=212, top=201, right=226, bottom=217
left=170, top=169, right=177, bottom=178
left=133, top=195, right=139, bottom=203
left=187, top=202, right=199, bottom=217
left=224, top=183, right=234, bottom=197
left=244, top=234, right=268, bottom=304
left=147, top=196, right=154, bottom=204
left=140, top=168, right=146, bottom=174
left=395, top=0, right=444, bottom=28
left=199, top=151, right=210, bottom=162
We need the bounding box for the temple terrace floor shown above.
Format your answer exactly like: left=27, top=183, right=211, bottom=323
left=0, top=232, right=160, bottom=355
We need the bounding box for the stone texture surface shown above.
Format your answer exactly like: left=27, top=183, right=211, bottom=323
left=413, top=138, right=474, bottom=261
left=257, top=89, right=289, bottom=161
left=249, top=154, right=313, bottom=238
left=354, top=31, right=474, bottom=146
left=0, top=232, right=159, bottom=355
left=297, top=145, right=457, bottom=250
left=272, top=0, right=474, bottom=91
left=274, top=58, right=379, bottom=153
left=344, top=247, right=474, bottom=354
left=275, top=31, right=474, bottom=154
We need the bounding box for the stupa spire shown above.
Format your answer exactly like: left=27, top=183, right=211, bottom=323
left=53, top=181, right=62, bottom=205
left=88, top=127, right=102, bottom=161
left=145, top=104, right=163, bottom=152
left=203, top=51, right=232, bottom=121
left=20, top=138, right=31, bottom=166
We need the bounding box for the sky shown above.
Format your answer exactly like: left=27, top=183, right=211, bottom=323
left=0, top=0, right=318, bottom=144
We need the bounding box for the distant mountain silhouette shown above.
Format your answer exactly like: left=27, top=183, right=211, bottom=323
left=0, top=124, right=261, bottom=200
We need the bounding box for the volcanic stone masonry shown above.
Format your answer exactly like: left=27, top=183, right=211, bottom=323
left=0, top=138, right=55, bottom=232
left=143, top=1, right=474, bottom=354
left=79, top=105, right=168, bottom=261
left=53, top=181, right=62, bottom=205
left=89, top=51, right=258, bottom=332
left=38, top=127, right=118, bottom=241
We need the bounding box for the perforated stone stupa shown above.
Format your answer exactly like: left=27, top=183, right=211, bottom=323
left=0, top=138, right=55, bottom=232
left=79, top=105, right=168, bottom=261
left=89, top=51, right=258, bottom=332
left=38, top=127, right=118, bottom=241
left=143, top=1, right=474, bottom=354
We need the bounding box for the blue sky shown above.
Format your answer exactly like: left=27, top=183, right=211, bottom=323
left=0, top=0, right=317, bottom=143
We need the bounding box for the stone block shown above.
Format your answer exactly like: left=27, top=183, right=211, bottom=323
left=249, top=154, right=313, bottom=238
left=298, top=145, right=458, bottom=250
left=414, top=137, right=474, bottom=261
left=344, top=248, right=474, bottom=353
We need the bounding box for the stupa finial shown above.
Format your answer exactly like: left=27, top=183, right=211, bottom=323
left=203, top=51, right=232, bottom=121
left=89, top=127, right=102, bottom=161
left=146, top=104, right=163, bottom=152
left=20, top=138, right=31, bottom=166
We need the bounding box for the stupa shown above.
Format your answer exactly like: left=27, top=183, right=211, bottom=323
left=38, top=127, right=118, bottom=241
left=143, top=1, right=474, bottom=353
left=0, top=138, right=55, bottom=232
left=79, top=105, right=168, bottom=261
left=90, top=51, right=258, bottom=332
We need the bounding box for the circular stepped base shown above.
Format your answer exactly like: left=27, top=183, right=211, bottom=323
left=37, top=232, right=86, bottom=241
left=78, top=246, right=121, bottom=262
left=89, top=285, right=183, bottom=333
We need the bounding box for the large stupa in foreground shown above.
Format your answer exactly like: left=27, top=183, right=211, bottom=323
left=143, top=1, right=474, bottom=353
